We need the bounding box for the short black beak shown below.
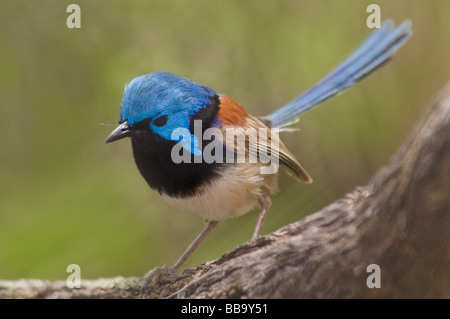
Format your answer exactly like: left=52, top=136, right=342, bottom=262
left=105, top=121, right=132, bottom=144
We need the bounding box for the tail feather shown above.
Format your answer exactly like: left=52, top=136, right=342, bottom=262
left=264, top=20, right=412, bottom=128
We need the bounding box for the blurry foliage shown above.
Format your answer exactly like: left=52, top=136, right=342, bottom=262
left=1, top=0, right=450, bottom=279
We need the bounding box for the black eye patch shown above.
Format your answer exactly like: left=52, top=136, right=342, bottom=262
left=153, top=114, right=168, bottom=127
left=131, top=118, right=151, bottom=130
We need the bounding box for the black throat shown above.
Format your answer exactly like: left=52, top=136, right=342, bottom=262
left=130, top=95, right=226, bottom=198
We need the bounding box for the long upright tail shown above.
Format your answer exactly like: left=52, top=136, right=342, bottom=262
left=263, top=20, right=412, bottom=128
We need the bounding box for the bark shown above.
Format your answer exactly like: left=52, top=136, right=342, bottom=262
left=2, top=82, right=450, bottom=299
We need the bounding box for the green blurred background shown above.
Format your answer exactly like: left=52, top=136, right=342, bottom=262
left=1, top=0, right=449, bottom=280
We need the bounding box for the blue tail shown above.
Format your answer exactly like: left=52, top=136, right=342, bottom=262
left=264, top=20, right=412, bottom=128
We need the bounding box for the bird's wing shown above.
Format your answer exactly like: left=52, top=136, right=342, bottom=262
left=217, top=96, right=312, bottom=183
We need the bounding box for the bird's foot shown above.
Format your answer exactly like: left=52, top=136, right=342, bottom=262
left=139, top=266, right=178, bottom=298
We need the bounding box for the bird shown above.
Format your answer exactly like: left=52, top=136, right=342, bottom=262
left=106, top=20, right=412, bottom=271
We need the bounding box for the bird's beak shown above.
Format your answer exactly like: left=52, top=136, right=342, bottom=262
left=105, top=121, right=132, bottom=144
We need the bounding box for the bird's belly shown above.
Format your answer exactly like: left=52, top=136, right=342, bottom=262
left=161, top=164, right=276, bottom=221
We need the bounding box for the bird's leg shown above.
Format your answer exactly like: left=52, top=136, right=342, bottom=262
left=172, top=221, right=218, bottom=271
left=252, top=198, right=272, bottom=240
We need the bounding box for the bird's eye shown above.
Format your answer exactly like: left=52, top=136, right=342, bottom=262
left=153, top=114, right=168, bottom=127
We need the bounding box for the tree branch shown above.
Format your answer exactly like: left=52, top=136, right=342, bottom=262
left=2, top=82, right=450, bottom=299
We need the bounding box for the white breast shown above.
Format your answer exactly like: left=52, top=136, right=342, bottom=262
left=161, top=163, right=276, bottom=222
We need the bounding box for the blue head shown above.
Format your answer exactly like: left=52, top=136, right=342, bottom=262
left=106, top=72, right=219, bottom=155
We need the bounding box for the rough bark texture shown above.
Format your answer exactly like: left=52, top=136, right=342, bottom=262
left=1, top=83, right=449, bottom=299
